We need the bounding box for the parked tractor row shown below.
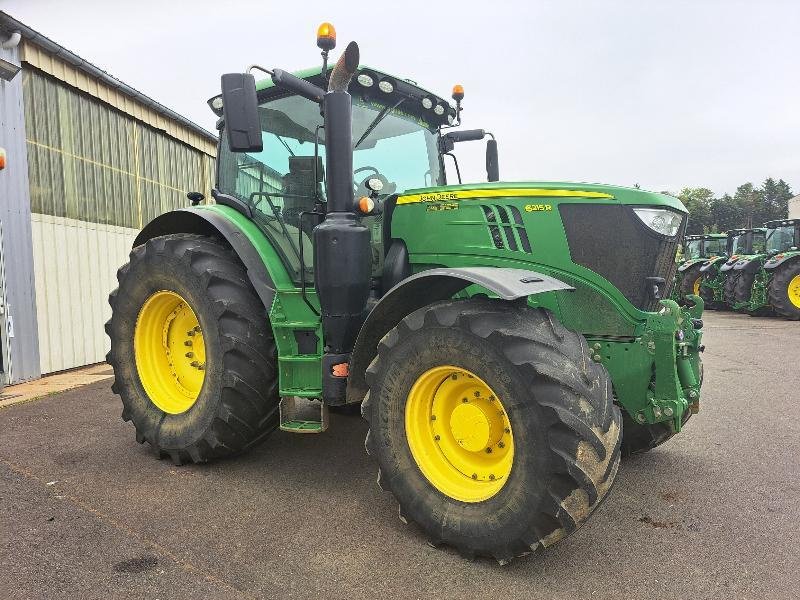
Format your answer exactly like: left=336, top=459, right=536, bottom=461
left=672, top=220, right=800, bottom=319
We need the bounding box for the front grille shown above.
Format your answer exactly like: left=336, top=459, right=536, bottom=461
left=559, top=204, right=684, bottom=311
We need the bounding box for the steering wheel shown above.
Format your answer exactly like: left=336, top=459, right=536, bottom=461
left=354, top=166, right=396, bottom=198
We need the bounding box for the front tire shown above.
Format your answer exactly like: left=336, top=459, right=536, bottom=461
left=362, top=299, right=621, bottom=562
left=679, top=264, right=703, bottom=300
left=106, top=234, right=280, bottom=464
left=768, top=262, right=800, bottom=320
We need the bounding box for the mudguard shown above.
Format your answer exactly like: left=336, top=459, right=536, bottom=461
left=764, top=250, right=800, bottom=270
left=699, top=256, right=727, bottom=273
left=134, top=208, right=277, bottom=312
left=678, top=258, right=707, bottom=272
left=719, top=259, right=739, bottom=273
left=732, top=257, right=762, bottom=273
left=346, top=267, right=573, bottom=404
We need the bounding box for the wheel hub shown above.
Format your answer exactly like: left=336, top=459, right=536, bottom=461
left=134, top=290, right=206, bottom=414
left=405, top=366, right=514, bottom=503
left=788, top=274, right=800, bottom=308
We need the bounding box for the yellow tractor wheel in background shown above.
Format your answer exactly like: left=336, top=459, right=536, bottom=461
left=106, top=234, right=281, bottom=464
left=767, top=263, right=800, bottom=320
left=363, top=298, right=621, bottom=563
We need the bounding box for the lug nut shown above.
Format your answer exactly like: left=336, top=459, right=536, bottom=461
left=489, top=474, right=496, bottom=480
left=486, top=448, right=492, bottom=454
left=471, top=473, right=478, bottom=480
left=190, top=361, right=200, bottom=368
left=474, top=391, right=480, bottom=397
left=664, top=407, right=674, bottom=417
left=462, top=398, right=469, bottom=403
left=498, top=441, right=505, bottom=448
left=434, top=435, right=441, bottom=441
left=431, top=415, right=437, bottom=421
left=184, top=340, right=192, bottom=346
left=187, top=330, right=195, bottom=337
left=185, top=352, right=194, bottom=358
left=504, top=428, right=510, bottom=434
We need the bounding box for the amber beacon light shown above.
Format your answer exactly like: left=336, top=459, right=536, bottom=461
left=317, top=22, right=336, bottom=51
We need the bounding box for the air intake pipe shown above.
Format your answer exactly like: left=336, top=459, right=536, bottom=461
left=313, top=42, right=371, bottom=355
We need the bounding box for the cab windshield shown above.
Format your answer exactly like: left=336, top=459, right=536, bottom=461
left=217, top=93, right=443, bottom=282
left=686, top=240, right=702, bottom=259
left=704, top=237, right=726, bottom=256
left=730, top=234, right=745, bottom=254
left=766, top=226, right=795, bottom=254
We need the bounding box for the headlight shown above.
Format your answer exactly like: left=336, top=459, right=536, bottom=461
left=357, top=73, right=374, bottom=87
left=632, top=208, right=683, bottom=236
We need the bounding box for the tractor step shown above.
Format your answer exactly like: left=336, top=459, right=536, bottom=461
left=279, top=396, right=329, bottom=433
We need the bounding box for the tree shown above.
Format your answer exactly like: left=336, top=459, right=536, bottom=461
left=677, top=187, right=714, bottom=234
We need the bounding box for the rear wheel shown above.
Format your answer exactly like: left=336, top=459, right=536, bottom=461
left=723, top=271, right=739, bottom=307
left=362, top=299, right=621, bottom=562
left=106, top=234, right=280, bottom=464
left=679, top=264, right=703, bottom=300
left=732, top=271, right=755, bottom=310
left=768, top=262, right=800, bottom=320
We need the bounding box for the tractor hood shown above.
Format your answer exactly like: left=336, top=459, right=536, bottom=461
left=400, top=181, right=687, bottom=212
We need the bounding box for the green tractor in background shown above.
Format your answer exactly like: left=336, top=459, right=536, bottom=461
left=673, top=233, right=727, bottom=301
left=727, top=219, right=800, bottom=318
left=106, top=26, right=704, bottom=562
left=700, top=227, right=766, bottom=309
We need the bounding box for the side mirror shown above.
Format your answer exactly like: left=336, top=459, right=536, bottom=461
left=486, top=139, right=499, bottom=182
left=221, top=73, right=263, bottom=152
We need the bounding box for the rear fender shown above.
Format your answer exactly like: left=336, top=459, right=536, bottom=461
left=134, top=207, right=277, bottom=312
left=346, top=267, right=573, bottom=404
left=678, top=258, right=707, bottom=272
left=764, top=250, right=800, bottom=270
left=699, top=256, right=726, bottom=273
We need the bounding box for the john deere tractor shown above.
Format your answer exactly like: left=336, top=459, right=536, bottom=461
left=106, top=26, right=704, bottom=562
left=699, top=227, right=765, bottom=309
left=726, top=219, right=800, bottom=318
left=672, top=233, right=727, bottom=301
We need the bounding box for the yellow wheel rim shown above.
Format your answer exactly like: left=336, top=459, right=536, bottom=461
left=134, top=290, right=206, bottom=414
left=405, top=366, right=514, bottom=503
left=693, top=277, right=701, bottom=295
left=789, top=274, right=800, bottom=309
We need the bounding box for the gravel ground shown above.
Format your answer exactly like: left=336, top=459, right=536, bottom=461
left=1, top=311, right=798, bottom=599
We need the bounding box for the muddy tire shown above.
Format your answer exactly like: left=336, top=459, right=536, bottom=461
left=362, top=298, right=621, bottom=563
left=732, top=271, right=755, bottom=309
left=106, top=234, right=280, bottom=464
left=768, top=261, right=800, bottom=320
left=723, top=272, right=739, bottom=307
left=678, top=264, right=704, bottom=300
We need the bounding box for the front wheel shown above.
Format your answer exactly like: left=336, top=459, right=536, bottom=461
left=362, top=299, right=621, bottom=562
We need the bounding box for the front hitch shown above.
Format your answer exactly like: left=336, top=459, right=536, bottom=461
left=638, top=297, right=703, bottom=431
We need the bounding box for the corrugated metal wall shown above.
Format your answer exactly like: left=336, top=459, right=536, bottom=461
left=23, top=67, right=216, bottom=374
left=0, top=41, right=41, bottom=384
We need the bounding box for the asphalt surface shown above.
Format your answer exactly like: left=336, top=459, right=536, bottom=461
left=1, top=311, right=798, bottom=600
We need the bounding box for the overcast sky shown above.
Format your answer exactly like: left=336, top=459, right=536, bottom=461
left=3, top=0, right=798, bottom=196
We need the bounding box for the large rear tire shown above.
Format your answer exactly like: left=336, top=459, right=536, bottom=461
left=362, top=299, right=621, bottom=562
left=679, top=264, right=704, bottom=300
left=732, top=271, right=755, bottom=310
left=768, top=262, right=800, bottom=320
left=722, top=271, right=739, bottom=307
left=106, top=234, right=280, bottom=464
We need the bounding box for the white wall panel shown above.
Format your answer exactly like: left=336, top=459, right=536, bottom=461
left=31, top=213, right=136, bottom=374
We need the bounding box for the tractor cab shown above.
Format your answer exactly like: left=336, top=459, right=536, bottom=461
left=764, top=219, right=800, bottom=255
left=209, top=65, right=471, bottom=290
left=683, top=233, right=727, bottom=260
left=727, top=227, right=767, bottom=257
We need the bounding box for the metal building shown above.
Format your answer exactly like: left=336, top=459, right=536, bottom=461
left=0, top=12, right=216, bottom=385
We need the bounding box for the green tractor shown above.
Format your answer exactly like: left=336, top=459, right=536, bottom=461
left=700, top=227, right=766, bottom=309
left=106, top=27, right=704, bottom=562
left=673, top=233, right=727, bottom=300
left=727, top=219, right=800, bottom=318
